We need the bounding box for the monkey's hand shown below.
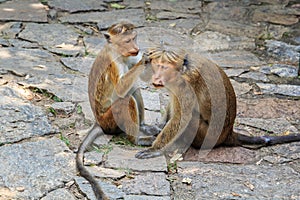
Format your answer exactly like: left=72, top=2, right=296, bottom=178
left=135, top=148, right=162, bottom=159
left=140, top=124, right=161, bottom=136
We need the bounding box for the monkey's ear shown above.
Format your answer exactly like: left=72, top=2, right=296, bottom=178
left=104, top=33, right=111, bottom=43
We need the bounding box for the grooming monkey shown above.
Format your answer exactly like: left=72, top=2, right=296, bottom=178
left=76, top=23, right=159, bottom=200
left=135, top=44, right=300, bottom=159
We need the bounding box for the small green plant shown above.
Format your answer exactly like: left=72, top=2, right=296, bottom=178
left=111, top=135, right=135, bottom=146
left=77, top=105, right=83, bottom=114
left=59, top=133, right=70, bottom=146
left=110, top=3, right=126, bottom=9
left=48, top=107, right=57, bottom=116
left=167, top=162, right=177, bottom=173
left=92, top=144, right=113, bottom=155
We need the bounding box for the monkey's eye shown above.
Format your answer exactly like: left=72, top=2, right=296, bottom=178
left=161, top=65, right=169, bottom=70
left=125, top=39, right=131, bottom=43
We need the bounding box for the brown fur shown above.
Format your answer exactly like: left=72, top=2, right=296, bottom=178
left=136, top=45, right=300, bottom=159
left=77, top=22, right=156, bottom=200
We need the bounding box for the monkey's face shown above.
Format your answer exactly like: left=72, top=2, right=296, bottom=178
left=110, top=31, right=139, bottom=57
left=151, top=60, right=180, bottom=88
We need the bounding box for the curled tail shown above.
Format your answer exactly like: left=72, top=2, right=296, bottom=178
left=76, top=123, right=109, bottom=200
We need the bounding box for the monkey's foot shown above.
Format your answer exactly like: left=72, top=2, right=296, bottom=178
left=140, top=124, right=161, bottom=136
left=137, top=135, right=156, bottom=146
left=135, top=148, right=162, bottom=159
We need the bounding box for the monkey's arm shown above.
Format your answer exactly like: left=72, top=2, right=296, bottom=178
left=136, top=92, right=196, bottom=159
left=114, top=60, right=145, bottom=98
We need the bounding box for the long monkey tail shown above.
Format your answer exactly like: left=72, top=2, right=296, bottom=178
left=76, top=123, right=109, bottom=200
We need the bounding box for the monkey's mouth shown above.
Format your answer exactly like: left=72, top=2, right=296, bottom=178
left=152, top=83, right=164, bottom=88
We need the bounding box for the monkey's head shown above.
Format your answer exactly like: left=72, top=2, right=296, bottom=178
left=147, top=45, right=187, bottom=88
left=104, top=22, right=139, bottom=57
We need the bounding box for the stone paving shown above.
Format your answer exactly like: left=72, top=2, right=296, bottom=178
left=0, top=0, right=299, bottom=199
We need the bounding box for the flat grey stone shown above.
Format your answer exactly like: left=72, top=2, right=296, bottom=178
left=51, top=102, right=75, bottom=115
left=150, top=18, right=201, bottom=35
left=206, top=50, right=265, bottom=68
left=7, top=39, right=39, bottom=48
left=236, top=117, right=298, bottom=134
left=252, top=6, right=299, bottom=25
left=173, top=162, right=300, bottom=199
left=141, top=90, right=160, bottom=112
left=259, top=64, right=298, bottom=78
left=124, top=195, right=171, bottom=200
left=41, top=188, right=76, bottom=200
left=105, top=146, right=167, bottom=172
left=0, top=86, right=57, bottom=144
left=156, top=11, right=199, bottom=20
left=47, top=0, right=106, bottom=13
left=0, top=138, right=75, bottom=199
left=83, top=36, right=106, bottom=56
left=230, top=79, right=252, bottom=96
left=257, top=83, right=300, bottom=97
left=79, top=101, right=94, bottom=122
left=137, top=27, right=193, bottom=50
left=61, top=57, right=94, bottom=75
left=144, top=110, right=161, bottom=125
left=265, top=40, right=300, bottom=64
left=206, top=19, right=264, bottom=38
left=239, top=71, right=269, bottom=82
left=193, top=31, right=255, bottom=52
left=122, top=172, right=170, bottom=196
left=59, top=9, right=145, bottom=30
left=84, top=151, right=104, bottom=165
left=0, top=0, right=47, bottom=22
left=18, top=23, right=80, bottom=48
left=150, top=0, right=202, bottom=14
left=0, top=47, right=63, bottom=77
left=223, top=68, right=247, bottom=77
left=261, top=142, right=300, bottom=164
left=75, top=176, right=125, bottom=200
left=88, top=166, right=126, bottom=179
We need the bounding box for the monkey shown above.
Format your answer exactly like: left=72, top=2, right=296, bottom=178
left=76, top=22, right=160, bottom=200
left=135, top=44, right=300, bottom=159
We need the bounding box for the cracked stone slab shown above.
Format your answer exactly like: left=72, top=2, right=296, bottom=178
left=83, top=36, right=106, bottom=56
left=0, top=86, right=57, bottom=144
left=0, top=0, right=47, bottom=22
left=149, top=0, right=202, bottom=14
left=193, top=31, right=255, bottom=52
left=258, top=64, right=298, bottom=78
left=239, top=71, right=269, bottom=82
left=236, top=118, right=298, bottom=135
left=173, top=162, right=300, bottom=199
left=206, top=50, right=265, bottom=68
left=141, top=90, right=160, bottom=112
left=18, top=23, right=82, bottom=55
left=61, top=57, right=94, bottom=75
left=47, top=0, right=106, bottom=13
left=137, top=27, right=193, bottom=50
left=224, top=68, right=247, bottom=77
left=0, top=47, right=63, bottom=77
left=50, top=102, right=76, bottom=115
left=257, top=83, right=300, bottom=97
left=75, top=176, right=125, bottom=200
left=0, top=138, right=75, bottom=199
left=105, top=146, right=167, bottom=172
left=121, top=172, right=170, bottom=196
left=59, top=9, right=145, bottom=30
left=124, top=195, right=171, bottom=200
left=230, top=79, right=252, bottom=96
left=265, top=40, right=300, bottom=64
left=40, top=188, right=76, bottom=200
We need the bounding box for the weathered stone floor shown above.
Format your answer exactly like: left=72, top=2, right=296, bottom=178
left=0, top=0, right=299, bottom=199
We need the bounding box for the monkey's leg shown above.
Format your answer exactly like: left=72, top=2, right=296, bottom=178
left=112, top=96, right=155, bottom=146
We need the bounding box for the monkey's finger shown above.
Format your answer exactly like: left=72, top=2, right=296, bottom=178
left=135, top=149, right=162, bottom=159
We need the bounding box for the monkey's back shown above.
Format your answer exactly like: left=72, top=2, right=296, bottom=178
left=183, top=53, right=237, bottom=146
